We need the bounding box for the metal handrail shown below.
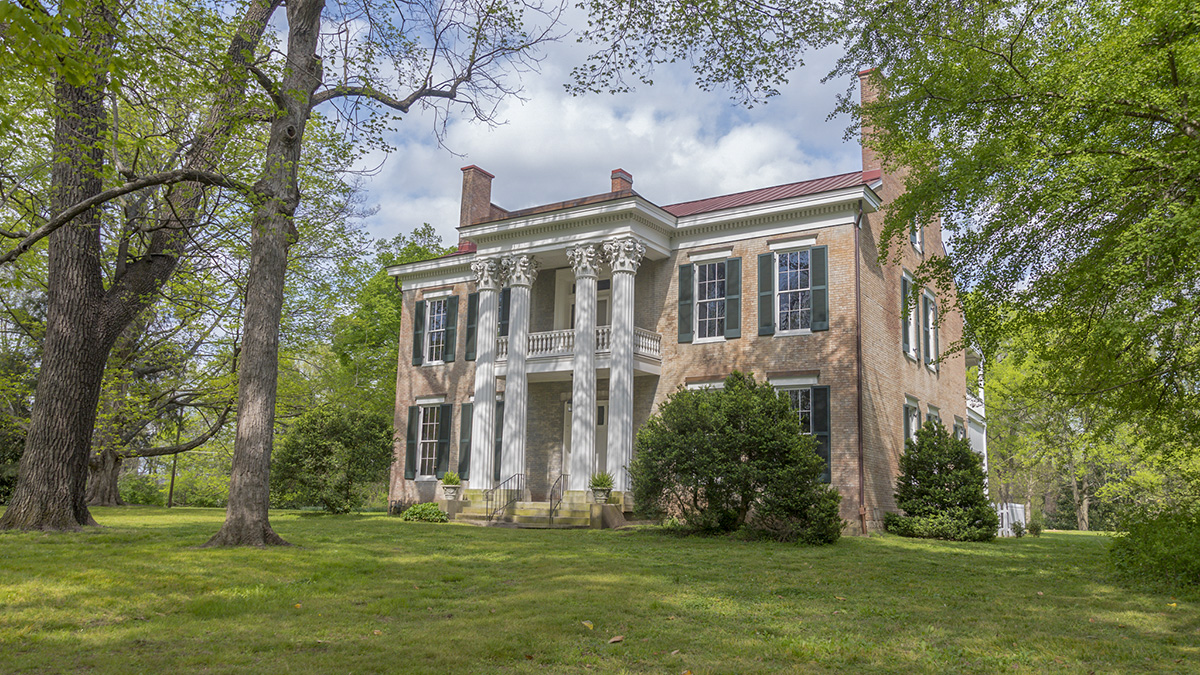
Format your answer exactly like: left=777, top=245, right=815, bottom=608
left=548, top=473, right=568, bottom=525
left=485, top=473, right=524, bottom=522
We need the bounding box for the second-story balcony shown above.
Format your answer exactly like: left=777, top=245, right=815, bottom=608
left=495, top=326, right=662, bottom=380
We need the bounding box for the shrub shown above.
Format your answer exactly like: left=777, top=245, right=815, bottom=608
left=0, top=416, right=24, bottom=504
left=441, top=471, right=461, bottom=486
left=632, top=371, right=842, bottom=544
left=400, top=502, right=448, bottom=523
left=119, top=474, right=165, bottom=506
left=885, top=420, right=997, bottom=542
left=589, top=472, right=614, bottom=490
left=1011, top=519, right=1025, bottom=538
left=1110, top=505, right=1200, bottom=590
left=1027, top=516, right=1043, bottom=537
left=271, top=406, right=393, bottom=513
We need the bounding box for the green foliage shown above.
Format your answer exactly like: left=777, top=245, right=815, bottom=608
left=1027, top=517, right=1043, bottom=537
left=1110, top=505, right=1200, bottom=590
left=119, top=474, right=165, bottom=506
left=1011, top=520, right=1025, bottom=538
left=632, top=371, right=842, bottom=544
left=888, top=421, right=997, bottom=542
left=270, top=406, right=393, bottom=514
left=441, top=471, right=461, bottom=486
left=398, top=502, right=448, bottom=523
left=588, top=472, right=614, bottom=490
left=0, top=417, right=25, bottom=504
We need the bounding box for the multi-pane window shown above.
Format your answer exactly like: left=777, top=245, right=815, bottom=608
left=695, top=261, right=726, bottom=339
left=910, top=218, right=924, bottom=252
left=782, top=388, right=813, bottom=434
left=418, top=405, right=440, bottom=476
left=777, top=250, right=812, bottom=332
left=426, top=298, right=448, bottom=362
left=902, top=275, right=920, bottom=360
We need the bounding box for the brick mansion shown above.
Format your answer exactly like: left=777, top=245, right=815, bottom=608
left=385, top=74, right=987, bottom=533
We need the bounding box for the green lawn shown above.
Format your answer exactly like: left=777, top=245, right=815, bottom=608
left=1, top=508, right=1197, bottom=674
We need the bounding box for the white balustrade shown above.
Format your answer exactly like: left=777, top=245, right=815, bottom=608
left=496, top=327, right=660, bottom=362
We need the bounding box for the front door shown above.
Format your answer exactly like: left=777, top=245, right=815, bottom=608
left=562, top=401, right=609, bottom=484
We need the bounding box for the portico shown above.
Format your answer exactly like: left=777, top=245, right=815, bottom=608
left=466, top=235, right=659, bottom=497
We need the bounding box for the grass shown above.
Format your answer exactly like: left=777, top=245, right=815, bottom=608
left=1, top=507, right=1197, bottom=674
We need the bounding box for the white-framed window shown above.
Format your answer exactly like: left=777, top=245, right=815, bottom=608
left=926, top=405, right=940, bottom=426
left=418, top=405, right=441, bottom=477
left=781, top=387, right=813, bottom=434
left=953, top=416, right=966, bottom=440
left=910, top=218, right=923, bottom=253
left=776, top=249, right=812, bottom=333
left=695, top=260, right=726, bottom=340
left=923, top=291, right=938, bottom=370
left=901, top=273, right=920, bottom=361
left=425, top=298, right=448, bottom=363
left=903, top=398, right=920, bottom=445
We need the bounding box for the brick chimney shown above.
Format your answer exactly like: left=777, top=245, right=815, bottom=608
left=611, top=168, right=633, bottom=193
left=858, top=69, right=882, bottom=176
left=459, top=165, right=495, bottom=228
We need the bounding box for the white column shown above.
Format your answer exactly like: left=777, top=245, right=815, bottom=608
left=500, top=254, right=537, bottom=483
left=602, top=237, right=644, bottom=492
left=567, top=244, right=601, bottom=491
left=470, top=257, right=504, bottom=489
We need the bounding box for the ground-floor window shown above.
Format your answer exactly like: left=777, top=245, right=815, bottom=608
left=419, top=405, right=441, bottom=476
left=779, top=385, right=830, bottom=483
left=903, top=399, right=920, bottom=445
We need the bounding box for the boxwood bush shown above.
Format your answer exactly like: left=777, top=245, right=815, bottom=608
left=885, top=420, right=997, bottom=542
left=399, top=502, right=449, bottom=523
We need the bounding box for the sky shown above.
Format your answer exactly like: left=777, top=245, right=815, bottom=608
left=352, top=17, right=865, bottom=247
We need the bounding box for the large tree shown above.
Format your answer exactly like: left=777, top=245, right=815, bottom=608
left=576, top=0, right=1200, bottom=448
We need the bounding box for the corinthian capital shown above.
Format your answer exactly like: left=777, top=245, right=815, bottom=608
left=502, top=254, right=539, bottom=287
left=603, top=237, right=646, bottom=274
left=567, top=244, right=602, bottom=279
left=471, top=257, right=505, bottom=291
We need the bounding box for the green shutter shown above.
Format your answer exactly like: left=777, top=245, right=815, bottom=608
left=435, top=403, right=452, bottom=478
left=458, top=403, right=473, bottom=480
left=465, top=292, right=479, bottom=361
left=724, top=257, right=741, bottom=339
left=494, top=400, right=504, bottom=482
left=404, top=406, right=419, bottom=479
left=903, top=404, right=912, bottom=447
left=443, top=296, right=459, bottom=363
left=811, top=246, right=828, bottom=332
left=411, top=301, right=426, bottom=366
left=758, top=252, right=774, bottom=335
left=813, top=386, right=831, bottom=483
left=901, top=277, right=911, bottom=355
left=932, top=301, right=940, bottom=371
left=498, top=288, right=510, bottom=338
left=922, top=295, right=931, bottom=365
left=678, top=264, right=693, bottom=343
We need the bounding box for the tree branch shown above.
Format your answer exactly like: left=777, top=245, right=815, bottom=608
left=119, top=405, right=232, bottom=459
left=0, top=169, right=258, bottom=266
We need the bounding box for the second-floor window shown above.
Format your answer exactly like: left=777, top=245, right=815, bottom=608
left=777, top=250, right=812, bottom=332
left=426, top=298, right=448, bottom=363
left=695, top=261, right=726, bottom=340
left=901, top=274, right=920, bottom=360
left=923, top=292, right=939, bottom=369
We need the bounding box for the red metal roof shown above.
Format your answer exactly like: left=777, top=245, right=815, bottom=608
left=662, top=170, right=867, bottom=218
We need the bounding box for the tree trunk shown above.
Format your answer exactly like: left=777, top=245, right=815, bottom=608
left=204, top=0, right=326, bottom=547
left=86, top=448, right=125, bottom=506
left=0, top=0, right=279, bottom=532
left=0, top=3, right=113, bottom=531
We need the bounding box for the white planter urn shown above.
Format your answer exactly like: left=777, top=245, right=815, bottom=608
left=592, top=488, right=612, bottom=504
left=442, top=485, right=461, bottom=501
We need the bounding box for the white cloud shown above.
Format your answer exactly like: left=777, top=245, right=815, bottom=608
left=354, top=37, right=863, bottom=247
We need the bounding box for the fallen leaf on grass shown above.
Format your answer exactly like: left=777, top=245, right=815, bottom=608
left=671, top=650, right=680, bottom=656
left=294, top=604, right=302, bottom=609
left=1168, top=603, right=1177, bottom=607
left=1037, top=591, right=1044, bottom=596
left=525, top=654, right=534, bottom=660
left=835, top=596, right=846, bottom=601
left=373, top=630, right=382, bottom=635
left=582, top=621, right=594, bottom=630
left=608, top=635, right=624, bottom=644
